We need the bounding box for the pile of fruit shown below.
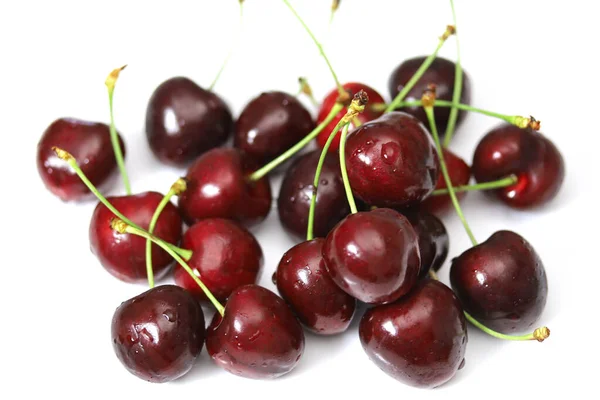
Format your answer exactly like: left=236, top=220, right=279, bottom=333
left=36, top=0, right=564, bottom=389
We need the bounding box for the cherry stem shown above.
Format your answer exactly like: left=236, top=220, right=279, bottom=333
left=338, top=123, right=357, bottom=214
left=443, top=0, right=463, bottom=147
left=208, top=0, right=244, bottom=91
left=105, top=65, right=131, bottom=195
left=428, top=270, right=549, bottom=342
left=112, top=219, right=225, bottom=316
left=374, top=100, right=540, bottom=130
left=307, top=118, right=349, bottom=241
left=249, top=102, right=344, bottom=181
left=282, top=0, right=344, bottom=97
left=422, top=91, right=477, bottom=246
left=431, top=175, right=518, bottom=196
left=145, top=178, right=191, bottom=289
left=297, top=77, right=319, bottom=107
left=384, top=25, right=455, bottom=113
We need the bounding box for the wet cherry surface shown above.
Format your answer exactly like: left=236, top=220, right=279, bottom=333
left=111, top=285, right=205, bottom=383
left=206, top=284, right=305, bottom=379
left=275, top=239, right=356, bottom=335
left=359, top=279, right=468, bottom=388
left=450, top=230, right=548, bottom=333
left=37, top=118, right=126, bottom=201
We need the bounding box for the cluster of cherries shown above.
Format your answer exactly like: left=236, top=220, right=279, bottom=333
left=36, top=0, right=564, bottom=389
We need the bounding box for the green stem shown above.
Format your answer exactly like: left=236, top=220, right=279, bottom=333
left=428, top=271, right=549, bottom=342
left=443, top=0, right=463, bottom=147
left=208, top=1, right=243, bottom=91
left=338, top=123, right=357, bottom=214
left=106, top=67, right=131, bottom=195
left=424, top=106, right=477, bottom=246
left=121, top=223, right=225, bottom=316
left=282, top=0, right=343, bottom=97
left=385, top=27, right=453, bottom=113
left=249, top=102, right=344, bottom=181
left=307, top=118, right=349, bottom=241
left=432, top=175, right=517, bottom=196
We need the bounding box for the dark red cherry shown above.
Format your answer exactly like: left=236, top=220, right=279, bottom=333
left=420, top=148, right=471, bottom=215
left=206, top=285, right=305, bottom=379
left=145, top=76, right=233, bottom=166
left=315, top=82, right=385, bottom=152
left=450, top=230, right=548, bottom=333
left=177, top=148, right=272, bottom=227
left=323, top=208, right=420, bottom=304
left=345, top=111, right=439, bottom=208
left=472, top=124, right=565, bottom=209
left=402, top=210, right=449, bottom=278
left=173, top=218, right=263, bottom=302
left=277, top=149, right=349, bottom=240
left=359, top=279, right=467, bottom=388
left=90, top=192, right=182, bottom=283
left=388, top=56, right=471, bottom=134
left=234, top=91, right=315, bottom=166
left=276, top=239, right=357, bottom=335
left=37, top=118, right=125, bottom=202
left=111, top=285, right=205, bottom=383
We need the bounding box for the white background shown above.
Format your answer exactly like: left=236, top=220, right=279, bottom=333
left=0, top=0, right=597, bottom=398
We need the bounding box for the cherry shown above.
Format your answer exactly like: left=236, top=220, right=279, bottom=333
left=90, top=191, right=182, bottom=283
left=315, top=83, right=385, bottom=152
left=177, top=147, right=272, bottom=227
left=278, top=149, right=349, bottom=240
left=173, top=218, right=263, bottom=302
left=450, top=230, right=548, bottom=333
left=420, top=148, right=471, bottom=215
left=345, top=111, right=439, bottom=208
left=323, top=208, right=420, bottom=304
left=111, top=285, right=205, bottom=383
left=234, top=91, right=315, bottom=166
left=37, top=118, right=125, bottom=201
left=402, top=210, right=449, bottom=278
left=145, top=76, right=233, bottom=166
left=359, top=279, right=468, bottom=388
left=472, top=123, right=565, bottom=209
left=275, top=239, right=356, bottom=335
left=388, top=56, right=471, bottom=134
left=206, top=284, right=305, bottom=379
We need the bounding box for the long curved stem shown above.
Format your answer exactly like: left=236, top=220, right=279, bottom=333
left=282, top=0, right=343, bottom=97
left=208, top=1, right=244, bottom=91
left=338, top=123, right=357, bottom=214
left=432, top=175, right=517, bottom=196
left=385, top=25, right=454, bottom=113
left=307, top=118, right=349, bottom=240
left=443, top=0, right=463, bottom=147
left=105, top=66, right=131, bottom=195
left=249, top=103, right=344, bottom=181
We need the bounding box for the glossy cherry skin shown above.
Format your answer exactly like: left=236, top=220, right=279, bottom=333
left=276, top=239, right=357, bottom=335
left=359, top=279, right=467, bottom=388
left=89, top=192, right=182, bottom=283
left=420, top=148, right=471, bottom=215
left=173, top=218, right=263, bottom=302
left=206, top=285, right=305, bottom=379
left=388, top=56, right=471, bottom=134
left=177, top=148, right=272, bottom=227
left=472, top=124, right=565, bottom=209
left=345, top=111, right=439, bottom=208
left=234, top=91, right=315, bottom=165
left=315, top=82, right=385, bottom=152
left=145, top=76, right=233, bottom=166
left=450, top=230, right=548, bottom=333
left=403, top=210, right=449, bottom=278
left=111, top=285, right=205, bottom=383
left=277, top=150, right=349, bottom=240
left=323, top=208, right=421, bottom=304
left=37, top=118, right=126, bottom=202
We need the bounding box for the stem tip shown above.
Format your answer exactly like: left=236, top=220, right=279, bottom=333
left=171, top=178, right=188, bottom=196
left=52, top=146, right=75, bottom=162
left=533, top=326, right=550, bottom=342
left=441, top=25, right=456, bottom=40
left=341, top=90, right=369, bottom=124
left=105, top=65, right=127, bottom=89
left=331, top=0, right=340, bottom=11
left=110, top=218, right=128, bottom=234
left=421, top=84, right=437, bottom=108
